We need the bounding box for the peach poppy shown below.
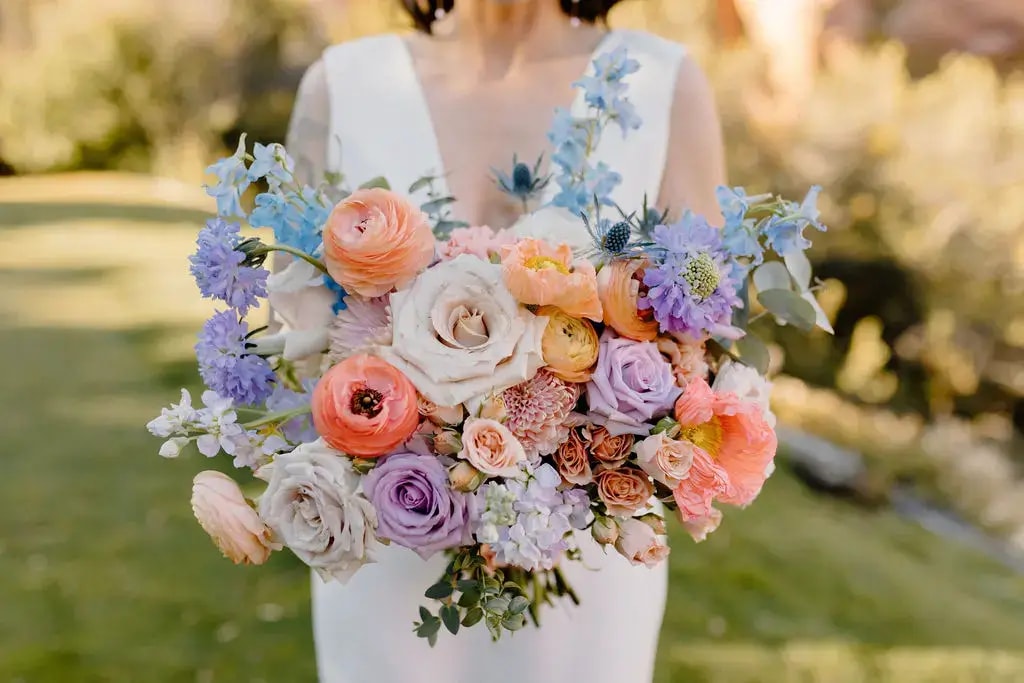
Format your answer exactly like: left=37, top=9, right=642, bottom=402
left=311, top=354, right=420, bottom=458
left=500, top=238, right=602, bottom=321
left=597, top=258, right=659, bottom=341
left=672, top=377, right=777, bottom=511
left=322, top=188, right=435, bottom=298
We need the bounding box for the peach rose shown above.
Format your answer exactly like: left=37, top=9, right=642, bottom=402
left=595, top=467, right=654, bottom=516
left=553, top=429, right=593, bottom=485
left=417, top=395, right=465, bottom=426
left=597, top=259, right=659, bottom=341
left=656, top=335, right=709, bottom=388
left=323, top=188, right=435, bottom=297
left=191, top=471, right=278, bottom=565
left=458, top=417, right=527, bottom=478
left=501, top=238, right=602, bottom=321
left=537, top=306, right=599, bottom=383
left=614, top=517, right=670, bottom=567
left=585, top=427, right=634, bottom=470
left=312, top=354, right=420, bottom=458
left=635, top=432, right=696, bottom=488
left=439, top=225, right=516, bottom=262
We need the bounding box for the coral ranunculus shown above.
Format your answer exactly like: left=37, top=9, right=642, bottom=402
left=322, top=188, right=435, bottom=298
left=537, top=306, right=599, bottom=383
left=311, top=354, right=419, bottom=458
left=501, top=238, right=602, bottom=321
left=597, top=259, right=659, bottom=341
left=672, top=377, right=778, bottom=511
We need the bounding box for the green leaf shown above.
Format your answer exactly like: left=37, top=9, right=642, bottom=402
left=415, top=618, right=440, bottom=639
left=427, top=630, right=439, bottom=647
left=508, top=596, right=530, bottom=615
left=757, top=289, right=817, bottom=332
left=457, top=588, right=481, bottom=607
left=501, top=613, right=527, bottom=631
left=408, top=176, right=434, bottom=194
left=440, top=604, right=461, bottom=635
left=784, top=250, right=813, bottom=290
left=424, top=582, right=453, bottom=600
left=456, top=579, right=479, bottom=592
left=418, top=606, right=432, bottom=623
left=735, top=334, right=771, bottom=375
left=461, top=607, right=485, bottom=627
left=733, top=279, right=751, bottom=330
left=502, top=581, right=523, bottom=594
left=484, top=597, right=511, bottom=614
left=358, top=176, right=391, bottom=190
left=421, top=196, right=456, bottom=214
left=752, top=261, right=793, bottom=293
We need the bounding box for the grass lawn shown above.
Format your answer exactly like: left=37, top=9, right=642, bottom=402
left=2, top=175, right=1023, bottom=683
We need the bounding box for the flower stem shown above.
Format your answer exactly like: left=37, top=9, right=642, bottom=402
left=252, top=243, right=329, bottom=276
left=243, top=406, right=311, bottom=430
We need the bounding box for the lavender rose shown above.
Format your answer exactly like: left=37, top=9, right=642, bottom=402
left=362, top=451, right=472, bottom=559
left=586, top=330, right=683, bottom=435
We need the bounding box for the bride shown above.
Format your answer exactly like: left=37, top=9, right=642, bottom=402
left=284, top=1, right=726, bottom=681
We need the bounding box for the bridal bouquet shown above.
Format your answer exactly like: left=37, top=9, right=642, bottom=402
left=148, top=47, right=832, bottom=644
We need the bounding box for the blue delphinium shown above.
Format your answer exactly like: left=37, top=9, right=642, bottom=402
left=204, top=136, right=251, bottom=218
left=195, top=311, right=275, bottom=406
left=640, top=212, right=742, bottom=338
left=189, top=218, right=268, bottom=314
left=249, top=186, right=329, bottom=256
left=247, top=142, right=295, bottom=190
left=761, top=185, right=826, bottom=256
left=323, top=276, right=348, bottom=314
left=574, top=45, right=643, bottom=136
left=717, top=187, right=764, bottom=267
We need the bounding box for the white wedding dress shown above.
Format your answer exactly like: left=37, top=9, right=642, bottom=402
left=286, top=28, right=687, bottom=683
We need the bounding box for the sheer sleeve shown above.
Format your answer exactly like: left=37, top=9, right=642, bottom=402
left=286, top=58, right=331, bottom=188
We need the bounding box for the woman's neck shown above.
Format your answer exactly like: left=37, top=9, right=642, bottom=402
left=419, top=1, right=607, bottom=81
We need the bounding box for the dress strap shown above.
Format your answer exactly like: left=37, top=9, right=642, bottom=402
left=321, top=35, right=449, bottom=203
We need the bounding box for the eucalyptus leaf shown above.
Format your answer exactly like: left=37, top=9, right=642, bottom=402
left=733, top=279, right=751, bottom=330
left=408, top=176, right=434, bottom=194
left=784, top=249, right=813, bottom=290
left=461, top=607, right=485, bottom=627
left=508, top=596, right=531, bottom=615
left=424, top=582, right=453, bottom=600
left=757, top=289, right=817, bottom=331
left=501, top=613, right=527, bottom=631
left=358, top=176, right=390, bottom=190
left=484, top=597, right=511, bottom=614
left=753, top=261, right=792, bottom=293
left=458, top=588, right=481, bottom=607
left=440, top=604, right=461, bottom=635
left=735, top=334, right=771, bottom=375
left=421, top=196, right=457, bottom=214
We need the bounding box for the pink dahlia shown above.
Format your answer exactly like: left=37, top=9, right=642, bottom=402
left=501, top=369, right=580, bottom=457
left=438, top=225, right=516, bottom=262
left=327, top=295, right=392, bottom=363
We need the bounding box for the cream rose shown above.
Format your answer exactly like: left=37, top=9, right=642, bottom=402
left=614, top=517, right=671, bottom=567
left=258, top=438, right=380, bottom=582
left=458, top=417, right=527, bottom=478
left=712, top=359, right=777, bottom=428
left=635, top=432, right=696, bottom=488
left=511, top=206, right=593, bottom=259
left=191, top=471, right=279, bottom=565
left=377, top=255, right=547, bottom=407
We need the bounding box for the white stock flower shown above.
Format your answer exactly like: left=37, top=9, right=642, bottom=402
left=258, top=438, right=380, bottom=582
left=712, top=359, right=777, bottom=428
left=377, top=255, right=547, bottom=407
left=257, top=259, right=335, bottom=362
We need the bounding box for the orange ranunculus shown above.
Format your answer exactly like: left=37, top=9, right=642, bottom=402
left=500, top=238, right=602, bottom=321
left=322, top=188, right=435, bottom=298
left=311, top=354, right=420, bottom=458
left=536, top=306, right=599, bottom=383
left=597, top=258, right=659, bottom=341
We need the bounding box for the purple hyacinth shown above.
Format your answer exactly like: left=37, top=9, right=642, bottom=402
left=640, top=212, right=742, bottom=338
left=189, top=218, right=268, bottom=315
left=195, top=310, right=275, bottom=406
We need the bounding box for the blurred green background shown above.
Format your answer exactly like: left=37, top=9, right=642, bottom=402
left=1, top=0, right=1023, bottom=681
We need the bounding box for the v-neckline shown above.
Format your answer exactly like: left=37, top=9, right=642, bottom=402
left=396, top=31, right=618, bottom=226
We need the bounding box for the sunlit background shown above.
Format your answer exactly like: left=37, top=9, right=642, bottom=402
left=1, top=0, right=1023, bottom=681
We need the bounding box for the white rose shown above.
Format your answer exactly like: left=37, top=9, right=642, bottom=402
left=258, top=438, right=380, bottom=582
left=510, top=206, right=594, bottom=259
left=712, top=359, right=777, bottom=428
left=377, top=255, right=547, bottom=407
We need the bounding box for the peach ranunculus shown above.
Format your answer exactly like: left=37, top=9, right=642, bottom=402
left=191, top=471, right=279, bottom=565
left=614, top=517, right=670, bottom=567
left=595, top=467, right=654, bottom=516
left=439, top=225, right=516, bottom=262
left=552, top=429, right=593, bottom=485
left=537, top=306, right=600, bottom=383
left=458, top=417, right=527, bottom=478
left=672, top=377, right=778, bottom=517
left=322, top=188, right=435, bottom=298
left=311, top=354, right=420, bottom=458
left=500, top=238, right=602, bottom=321
left=634, top=432, right=696, bottom=488
left=585, top=426, right=634, bottom=470
left=597, top=259, right=659, bottom=341
left=656, top=334, right=710, bottom=388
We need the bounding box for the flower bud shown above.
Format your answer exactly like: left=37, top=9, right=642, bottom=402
left=591, top=516, right=620, bottom=546
left=637, top=512, right=667, bottom=536
left=651, top=416, right=680, bottom=437
left=478, top=394, right=507, bottom=422
left=449, top=461, right=486, bottom=492
left=433, top=430, right=463, bottom=456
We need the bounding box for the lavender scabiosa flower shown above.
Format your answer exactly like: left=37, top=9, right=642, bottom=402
left=189, top=218, right=268, bottom=315
left=640, top=212, right=742, bottom=338
left=195, top=311, right=275, bottom=406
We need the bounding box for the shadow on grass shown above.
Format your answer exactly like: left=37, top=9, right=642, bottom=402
left=0, top=203, right=212, bottom=228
